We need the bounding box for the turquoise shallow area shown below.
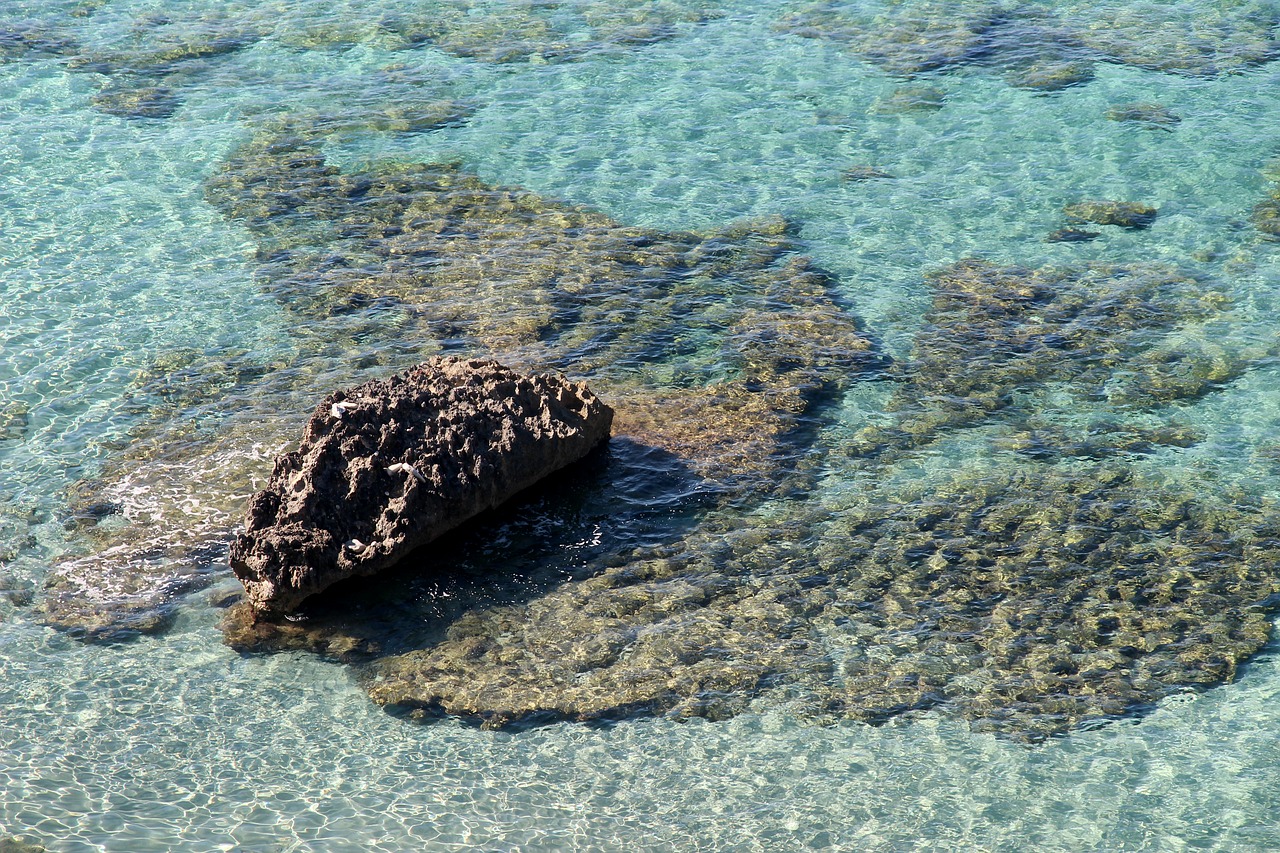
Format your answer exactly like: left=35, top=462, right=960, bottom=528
left=6, top=0, right=1280, bottom=848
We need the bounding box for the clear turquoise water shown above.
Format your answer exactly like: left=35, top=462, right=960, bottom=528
left=6, top=0, right=1280, bottom=849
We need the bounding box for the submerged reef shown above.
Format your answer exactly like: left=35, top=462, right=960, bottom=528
left=1253, top=157, right=1280, bottom=240
left=842, top=165, right=896, bottom=182
left=361, top=459, right=1280, bottom=741
left=850, top=258, right=1247, bottom=458
left=204, top=119, right=885, bottom=488
left=65, top=14, right=262, bottom=119
left=44, top=94, right=1280, bottom=740
left=777, top=0, right=1278, bottom=81
left=44, top=113, right=879, bottom=641
left=0, top=22, right=78, bottom=61
left=53, top=0, right=714, bottom=121
left=1044, top=227, right=1100, bottom=243
left=268, top=0, right=721, bottom=61
left=871, top=84, right=947, bottom=113
left=1063, top=200, right=1158, bottom=230
left=1105, top=102, right=1181, bottom=130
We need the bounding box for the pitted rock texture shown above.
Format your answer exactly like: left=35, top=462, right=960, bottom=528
left=229, top=357, right=612, bottom=616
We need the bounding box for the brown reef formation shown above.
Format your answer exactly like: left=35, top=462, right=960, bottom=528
left=1253, top=157, right=1280, bottom=240
left=230, top=357, right=613, bottom=616
left=204, top=119, right=885, bottom=489
left=850, top=258, right=1248, bottom=458
left=43, top=113, right=879, bottom=641
left=777, top=1, right=1278, bottom=82
left=359, top=460, right=1280, bottom=741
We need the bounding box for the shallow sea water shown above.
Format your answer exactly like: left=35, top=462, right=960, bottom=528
left=6, top=0, right=1280, bottom=849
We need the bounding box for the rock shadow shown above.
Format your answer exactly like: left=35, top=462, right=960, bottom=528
left=221, top=437, right=715, bottom=665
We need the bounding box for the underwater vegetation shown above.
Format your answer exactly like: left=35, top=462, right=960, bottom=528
left=777, top=0, right=1279, bottom=82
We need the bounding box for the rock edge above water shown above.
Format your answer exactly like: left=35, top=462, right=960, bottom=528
left=229, top=356, right=613, bottom=616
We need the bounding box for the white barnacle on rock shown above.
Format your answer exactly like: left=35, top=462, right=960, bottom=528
left=345, top=538, right=366, bottom=553
left=386, top=462, right=428, bottom=483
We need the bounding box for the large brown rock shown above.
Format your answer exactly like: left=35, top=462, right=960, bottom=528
left=229, top=356, right=612, bottom=616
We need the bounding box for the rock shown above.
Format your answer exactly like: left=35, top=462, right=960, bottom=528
left=871, top=85, right=946, bottom=114
left=1006, top=60, right=1095, bottom=92
left=841, top=166, right=895, bottom=182
left=1105, top=102, right=1180, bottom=130
left=44, top=125, right=878, bottom=642
left=1063, top=200, right=1158, bottom=229
left=229, top=357, right=613, bottom=616
left=1045, top=227, right=1100, bottom=243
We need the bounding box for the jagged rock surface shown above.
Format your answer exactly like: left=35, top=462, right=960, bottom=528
left=229, top=357, right=612, bottom=616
